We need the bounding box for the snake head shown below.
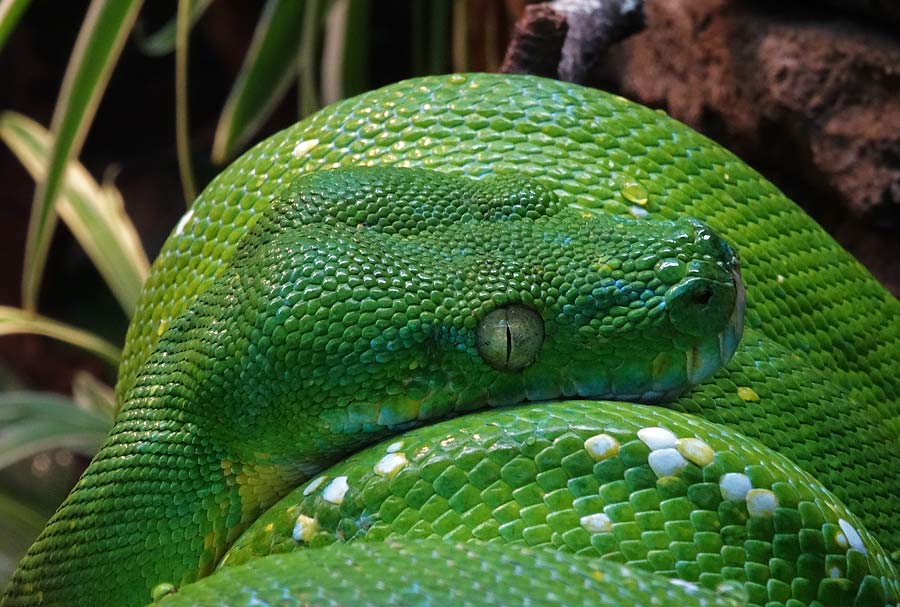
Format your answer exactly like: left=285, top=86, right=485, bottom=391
left=133, top=169, right=745, bottom=452
left=460, top=207, right=745, bottom=406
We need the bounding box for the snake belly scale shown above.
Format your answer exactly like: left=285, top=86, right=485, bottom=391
left=3, top=73, right=898, bottom=607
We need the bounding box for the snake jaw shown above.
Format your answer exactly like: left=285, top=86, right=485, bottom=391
left=720, top=265, right=746, bottom=366
left=563, top=262, right=745, bottom=405
left=674, top=264, right=745, bottom=396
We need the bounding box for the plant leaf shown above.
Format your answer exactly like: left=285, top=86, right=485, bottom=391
left=410, top=1, right=426, bottom=76
left=21, top=0, right=143, bottom=312
left=175, top=0, right=197, bottom=205
left=451, top=0, right=468, bottom=72
left=211, top=0, right=308, bottom=164
left=0, top=0, right=31, bottom=53
left=0, top=307, right=121, bottom=367
left=134, top=0, right=213, bottom=57
left=321, top=0, right=370, bottom=105
left=0, top=111, right=150, bottom=316
left=71, top=371, right=117, bottom=420
left=429, top=0, right=451, bottom=74
left=0, top=491, right=45, bottom=536
left=0, top=391, right=111, bottom=471
left=0, top=489, right=46, bottom=584
left=0, top=489, right=46, bottom=587
left=297, top=0, right=329, bottom=119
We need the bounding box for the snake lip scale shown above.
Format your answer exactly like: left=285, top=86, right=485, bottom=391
left=558, top=243, right=745, bottom=405
left=627, top=266, right=744, bottom=404
left=566, top=290, right=744, bottom=404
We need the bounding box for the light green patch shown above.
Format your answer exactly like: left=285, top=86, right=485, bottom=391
left=621, top=181, right=648, bottom=206
left=676, top=438, right=714, bottom=467
left=736, top=387, right=759, bottom=402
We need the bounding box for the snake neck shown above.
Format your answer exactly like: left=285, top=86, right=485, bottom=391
left=2, top=403, right=305, bottom=607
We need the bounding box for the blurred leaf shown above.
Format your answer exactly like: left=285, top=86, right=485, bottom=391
left=0, top=111, right=150, bottom=316
left=0, top=492, right=45, bottom=535
left=451, top=0, right=468, bottom=72
left=22, top=0, right=143, bottom=312
left=321, top=0, right=370, bottom=105
left=71, top=371, right=117, bottom=420
left=0, top=307, right=121, bottom=367
left=175, top=0, right=197, bottom=205
left=0, top=490, right=45, bottom=584
left=0, top=391, right=111, bottom=471
left=211, top=0, right=308, bottom=164
left=429, top=0, right=451, bottom=74
left=410, top=2, right=452, bottom=76
left=134, top=0, right=213, bottom=57
left=0, top=0, right=31, bottom=53
left=410, top=2, right=426, bottom=76
left=297, top=0, right=329, bottom=118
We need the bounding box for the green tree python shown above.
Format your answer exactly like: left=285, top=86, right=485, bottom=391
left=3, top=74, right=899, bottom=607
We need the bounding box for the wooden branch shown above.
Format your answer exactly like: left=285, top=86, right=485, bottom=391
left=500, top=0, right=645, bottom=82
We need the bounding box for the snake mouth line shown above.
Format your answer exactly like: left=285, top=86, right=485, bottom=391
left=344, top=274, right=746, bottom=432
left=562, top=268, right=746, bottom=405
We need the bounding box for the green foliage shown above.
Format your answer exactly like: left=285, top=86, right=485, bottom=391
left=0, top=307, right=120, bottom=367
left=0, top=111, right=149, bottom=316
left=20, top=0, right=144, bottom=313
left=0, top=0, right=31, bottom=53
left=0, top=390, right=113, bottom=472
left=134, top=0, right=213, bottom=57
left=0, top=386, right=114, bottom=584
left=212, top=0, right=311, bottom=164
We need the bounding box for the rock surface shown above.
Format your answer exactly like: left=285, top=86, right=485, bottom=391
left=595, top=0, right=900, bottom=293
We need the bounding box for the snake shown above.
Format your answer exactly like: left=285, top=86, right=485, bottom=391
left=3, top=73, right=899, bottom=607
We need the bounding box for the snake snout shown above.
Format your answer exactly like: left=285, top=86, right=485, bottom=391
left=655, top=220, right=745, bottom=390
left=665, top=275, right=736, bottom=338
left=663, top=220, right=743, bottom=341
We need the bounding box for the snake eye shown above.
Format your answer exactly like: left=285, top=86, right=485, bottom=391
left=476, top=305, right=544, bottom=371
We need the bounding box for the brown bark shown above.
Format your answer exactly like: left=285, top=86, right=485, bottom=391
left=594, top=0, right=900, bottom=293
left=501, top=1, right=645, bottom=80
left=501, top=4, right=569, bottom=76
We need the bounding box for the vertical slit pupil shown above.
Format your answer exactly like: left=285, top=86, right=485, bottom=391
left=506, top=322, right=513, bottom=365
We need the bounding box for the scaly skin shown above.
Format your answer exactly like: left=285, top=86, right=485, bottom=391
left=157, top=540, right=746, bottom=607
left=3, top=73, right=899, bottom=607
left=222, top=402, right=899, bottom=606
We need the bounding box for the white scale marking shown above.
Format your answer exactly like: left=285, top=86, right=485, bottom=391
left=291, top=514, right=318, bottom=543
left=580, top=513, right=613, bottom=534
left=648, top=448, right=687, bottom=477
left=637, top=427, right=677, bottom=450
left=719, top=473, right=752, bottom=501
left=292, top=138, right=319, bottom=158
left=303, top=476, right=328, bottom=496
left=374, top=452, right=408, bottom=478
left=746, top=489, right=778, bottom=517
left=838, top=518, right=867, bottom=554
left=322, top=476, right=349, bottom=504
left=583, top=434, right=619, bottom=461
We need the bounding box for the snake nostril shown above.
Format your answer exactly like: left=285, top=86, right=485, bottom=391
left=666, top=277, right=736, bottom=338
left=691, top=286, right=713, bottom=308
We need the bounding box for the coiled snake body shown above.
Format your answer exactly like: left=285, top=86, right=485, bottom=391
left=4, top=74, right=899, bottom=607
